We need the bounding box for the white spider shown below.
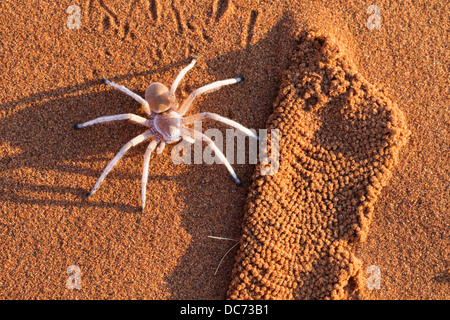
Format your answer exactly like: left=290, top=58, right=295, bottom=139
left=74, top=57, right=258, bottom=211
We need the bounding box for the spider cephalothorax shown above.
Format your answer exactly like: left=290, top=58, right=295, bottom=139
left=74, top=57, right=257, bottom=211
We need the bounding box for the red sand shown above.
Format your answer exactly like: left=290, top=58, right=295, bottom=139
left=0, top=0, right=448, bottom=299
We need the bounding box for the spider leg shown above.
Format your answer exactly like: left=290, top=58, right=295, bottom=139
left=177, top=76, right=245, bottom=116
left=169, top=56, right=198, bottom=97
left=74, top=113, right=152, bottom=129
left=102, top=78, right=152, bottom=116
left=156, top=140, right=166, bottom=154
left=182, top=112, right=258, bottom=140
left=182, top=127, right=243, bottom=186
left=141, top=137, right=160, bottom=212
left=181, top=131, right=196, bottom=144
left=87, top=129, right=155, bottom=198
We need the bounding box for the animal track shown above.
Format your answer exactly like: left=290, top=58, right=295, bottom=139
left=212, top=0, right=232, bottom=22
left=86, top=0, right=258, bottom=46
left=147, top=0, right=160, bottom=22
left=89, top=0, right=155, bottom=40
left=171, top=2, right=185, bottom=34
left=99, top=0, right=119, bottom=26
left=245, top=10, right=258, bottom=46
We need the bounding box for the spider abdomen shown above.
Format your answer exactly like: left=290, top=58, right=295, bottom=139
left=153, top=110, right=182, bottom=143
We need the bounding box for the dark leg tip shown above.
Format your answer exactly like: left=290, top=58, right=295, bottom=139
left=140, top=206, right=145, bottom=213
left=101, top=77, right=108, bottom=84
left=86, top=191, right=94, bottom=198
left=192, top=55, right=199, bottom=61
left=236, top=76, right=245, bottom=83
left=73, top=123, right=82, bottom=130
left=236, top=178, right=243, bottom=187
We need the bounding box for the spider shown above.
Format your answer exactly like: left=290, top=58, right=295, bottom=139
left=74, top=56, right=258, bottom=211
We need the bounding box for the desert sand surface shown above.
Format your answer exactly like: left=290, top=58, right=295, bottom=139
left=0, top=0, right=448, bottom=299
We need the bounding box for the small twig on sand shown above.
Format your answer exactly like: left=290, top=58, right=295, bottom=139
left=207, top=235, right=237, bottom=242
left=208, top=236, right=239, bottom=276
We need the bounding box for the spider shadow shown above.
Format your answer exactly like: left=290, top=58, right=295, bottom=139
left=162, top=14, right=298, bottom=299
